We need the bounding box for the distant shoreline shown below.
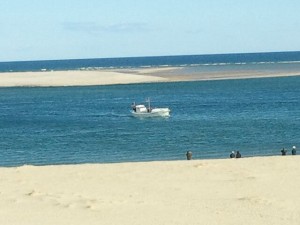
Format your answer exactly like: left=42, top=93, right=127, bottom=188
left=0, top=68, right=300, bottom=87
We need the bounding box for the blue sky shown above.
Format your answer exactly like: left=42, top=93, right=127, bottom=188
left=1, top=0, right=300, bottom=61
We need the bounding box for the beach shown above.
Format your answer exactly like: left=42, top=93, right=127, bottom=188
left=1, top=0, right=299, bottom=222
left=1, top=58, right=299, bottom=225
left=0, top=156, right=299, bottom=225
left=1, top=68, right=300, bottom=87
left=0, top=70, right=168, bottom=87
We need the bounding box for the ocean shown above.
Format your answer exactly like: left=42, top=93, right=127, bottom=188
left=1, top=51, right=300, bottom=73
left=0, top=52, right=299, bottom=166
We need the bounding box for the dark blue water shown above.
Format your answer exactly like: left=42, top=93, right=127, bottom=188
left=0, top=76, right=299, bottom=166
left=1, top=51, right=300, bottom=72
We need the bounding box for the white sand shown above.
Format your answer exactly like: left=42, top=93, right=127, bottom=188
left=1, top=69, right=300, bottom=87
left=0, top=70, right=168, bottom=87
left=0, top=156, right=299, bottom=225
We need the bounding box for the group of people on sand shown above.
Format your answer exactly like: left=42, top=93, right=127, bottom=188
left=186, top=146, right=297, bottom=160
left=230, top=151, right=241, bottom=159
left=230, top=146, right=297, bottom=158
left=281, top=146, right=297, bottom=156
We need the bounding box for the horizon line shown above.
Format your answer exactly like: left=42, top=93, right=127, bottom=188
left=1, top=50, right=300, bottom=64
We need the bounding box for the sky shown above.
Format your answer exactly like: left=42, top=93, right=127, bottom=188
left=1, top=0, right=300, bottom=62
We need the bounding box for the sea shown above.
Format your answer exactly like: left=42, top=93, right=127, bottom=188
left=0, top=51, right=299, bottom=166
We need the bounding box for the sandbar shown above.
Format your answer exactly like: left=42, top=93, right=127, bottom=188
left=0, top=67, right=300, bottom=87
left=0, top=70, right=168, bottom=87
left=0, top=156, right=299, bottom=225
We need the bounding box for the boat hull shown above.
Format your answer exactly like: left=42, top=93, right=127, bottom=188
left=131, top=108, right=170, bottom=117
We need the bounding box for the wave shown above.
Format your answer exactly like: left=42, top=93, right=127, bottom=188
left=86, top=112, right=131, bottom=119
left=277, top=60, right=300, bottom=64
left=2, top=52, right=300, bottom=73
left=4, top=58, right=300, bottom=74
left=186, top=61, right=300, bottom=67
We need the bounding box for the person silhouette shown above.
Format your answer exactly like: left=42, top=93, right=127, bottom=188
left=186, top=151, right=192, bottom=160
left=281, top=148, right=287, bottom=156
left=236, top=151, right=241, bottom=158
left=230, top=151, right=235, bottom=158
left=292, top=146, right=296, bottom=155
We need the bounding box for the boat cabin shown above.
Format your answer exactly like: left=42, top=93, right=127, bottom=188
left=134, top=105, right=148, bottom=113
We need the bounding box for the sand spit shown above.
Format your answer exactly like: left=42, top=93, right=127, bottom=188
left=0, top=70, right=168, bottom=87
left=1, top=68, right=300, bottom=87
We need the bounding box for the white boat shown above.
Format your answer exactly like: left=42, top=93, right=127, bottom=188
left=131, top=99, right=170, bottom=117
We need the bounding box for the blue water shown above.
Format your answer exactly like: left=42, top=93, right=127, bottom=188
left=1, top=51, right=300, bottom=72
left=0, top=52, right=300, bottom=166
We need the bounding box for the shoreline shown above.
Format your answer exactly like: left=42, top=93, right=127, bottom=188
left=0, top=156, right=299, bottom=225
left=0, top=68, right=300, bottom=87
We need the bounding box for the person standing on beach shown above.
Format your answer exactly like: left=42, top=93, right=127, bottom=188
left=230, top=151, right=235, bottom=158
left=292, top=146, right=296, bottom=155
left=186, top=151, right=192, bottom=160
left=281, top=148, right=287, bottom=156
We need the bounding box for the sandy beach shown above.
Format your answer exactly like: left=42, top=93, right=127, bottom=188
left=0, top=70, right=168, bottom=87
left=0, top=156, right=299, bottom=225
left=0, top=68, right=300, bottom=87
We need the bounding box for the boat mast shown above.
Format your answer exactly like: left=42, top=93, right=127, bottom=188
left=146, top=97, right=151, bottom=111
